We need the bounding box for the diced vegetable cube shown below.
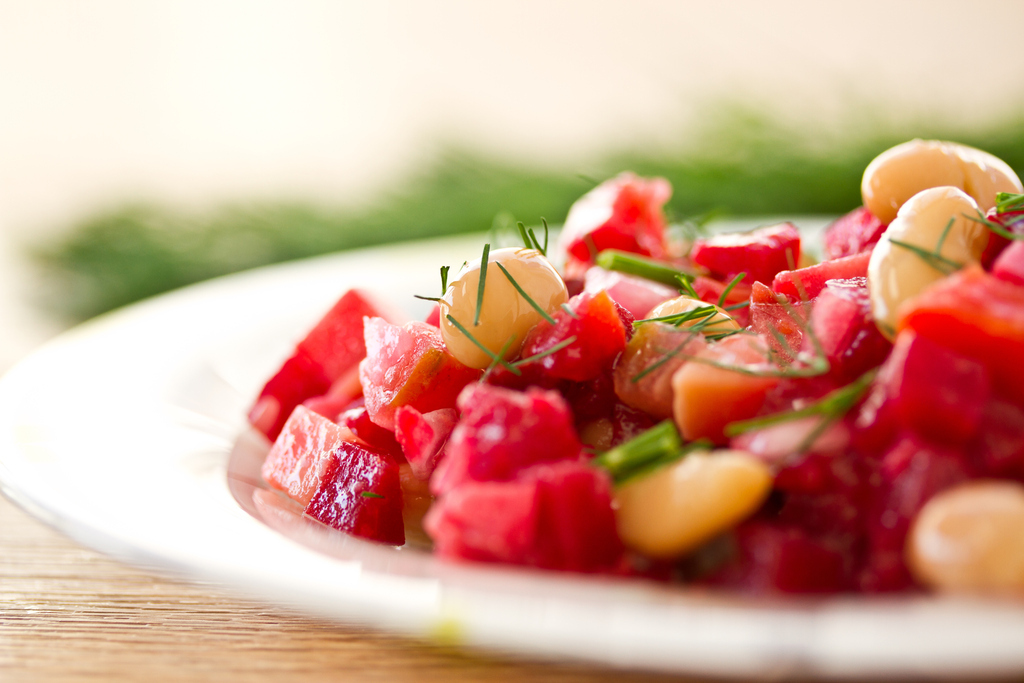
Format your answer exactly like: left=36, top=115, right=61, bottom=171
left=772, top=250, right=871, bottom=302
left=822, top=206, right=887, bottom=260
left=690, top=223, right=801, bottom=286
left=394, top=406, right=457, bottom=480
left=262, top=405, right=348, bottom=505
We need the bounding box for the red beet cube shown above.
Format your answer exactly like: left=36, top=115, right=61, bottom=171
left=980, top=207, right=1024, bottom=269
left=305, top=440, right=405, bottom=545
left=884, top=331, right=991, bottom=445
left=749, top=281, right=810, bottom=363
left=338, top=405, right=404, bottom=460
left=772, top=250, right=871, bottom=302
left=262, top=405, right=347, bottom=505
left=425, top=461, right=622, bottom=572
left=394, top=406, right=457, bottom=480
left=969, top=400, right=1024, bottom=479
left=690, top=223, right=801, bottom=286
left=900, top=265, right=1024, bottom=404
left=430, top=384, right=583, bottom=496
left=992, top=239, right=1024, bottom=287
left=250, top=289, right=394, bottom=440
left=520, top=291, right=628, bottom=382
left=822, top=206, right=887, bottom=260
left=806, top=279, right=891, bottom=383
left=582, top=267, right=677, bottom=319
left=360, top=318, right=481, bottom=431
left=558, top=173, right=672, bottom=266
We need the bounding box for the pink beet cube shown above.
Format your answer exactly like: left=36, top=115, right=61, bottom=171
left=805, top=279, right=891, bottom=382
left=691, top=222, right=801, bottom=286
left=394, top=406, right=457, bottom=480
left=822, top=206, right=887, bottom=260
left=425, top=461, right=622, bottom=572
left=582, top=266, right=677, bottom=319
left=305, top=440, right=405, bottom=545
left=772, top=250, right=871, bottom=302
left=250, top=289, right=394, bottom=440
left=992, top=239, right=1024, bottom=287
left=430, top=384, right=583, bottom=496
left=360, top=318, right=481, bottom=431
left=262, top=405, right=347, bottom=506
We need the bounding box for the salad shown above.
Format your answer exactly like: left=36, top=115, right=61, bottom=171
left=247, top=139, right=1024, bottom=595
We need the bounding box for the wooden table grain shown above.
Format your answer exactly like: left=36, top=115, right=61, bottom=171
left=0, top=493, right=711, bottom=683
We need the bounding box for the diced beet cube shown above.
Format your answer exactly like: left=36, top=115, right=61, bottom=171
left=969, top=400, right=1024, bottom=479
left=425, top=461, right=622, bottom=572
left=304, top=441, right=404, bottom=545
left=301, top=364, right=363, bottom=421
left=992, top=239, right=1024, bottom=287
left=690, top=223, right=801, bottom=286
left=360, top=318, right=481, bottom=431
left=884, top=331, right=990, bottom=444
left=690, top=276, right=751, bottom=327
left=531, top=462, right=623, bottom=572
left=822, top=206, right=887, bottom=260
left=337, top=405, right=404, bottom=460
left=394, top=406, right=457, bottom=480
left=520, top=291, right=628, bottom=382
left=708, top=522, right=851, bottom=594
left=900, top=265, right=1024, bottom=404
left=557, top=172, right=672, bottom=266
left=431, top=384, right=583, bottom=496
left=772, top=251, right=871, bottom=302
left=613, top=322, right=707, bottom=420
left=610, top=403, right=658, bottom=447
left=424, top=477, right=539, bottom=564
left=262, top=405, right=347, bottom=505
left=582, top=267, right=677, bottom=319
left=749, top=282, right=810, bottom=363
left=423, top=303, right=441, bottom=327
left=561, top=371, right=619, bottom=424
left=805, top=279, right=891, bottom=383
left=250, top=289, right=395, bottom=440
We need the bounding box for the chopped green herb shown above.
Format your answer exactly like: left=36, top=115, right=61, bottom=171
left=360, top=491, right=385, bottom=499
left=889, top=238, right=962, bottom=275
left=560, top=302, right=580, bottom=319
left=595, top=249, right=697, bottom=287
left=593, top=420, right=712, bottom=483
left=717, top=272, right=747, bottom=308
left=514, top=335, right=577, bottom=368
left=996, top=192, right=1024, bottom=213
left=475, top=243, right=490, bottom=326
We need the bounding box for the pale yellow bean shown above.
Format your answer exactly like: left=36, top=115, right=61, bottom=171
left=862, top=139, right=1022, bottom=224
left=614, top=449, right=772, bottom=559
left=867, top=186, right=988, bottom=338
left=439, top=247, right=567, bottom=369
left=645, top=296, right=739, bottom=336
left=907, top=481, right=1024, bottom=593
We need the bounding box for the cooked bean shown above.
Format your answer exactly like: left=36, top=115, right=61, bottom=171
left=439, top=247, right=567, bottom=369
left=614, top=449, right=772, bottom=559
left=645, top=296, right=739, bottom=336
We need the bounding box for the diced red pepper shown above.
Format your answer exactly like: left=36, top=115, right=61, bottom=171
left=360, top=318, right=481, bottom=431
left=558, top=173, right=672, bottom=267
left=519, top=291, right=628, bottom=382
left=304, top=440, right=405, bottom=545
left=690, top=223, right=801, bottom=286
left=772, top=251, right=871, bottom=302
left=250, top=289, right=395, bottom=440
left=822, top=206, right=887, bottom=260
left=430, top=384, right=583, bottom=496
left=899, top=265, right=1024, bottom=404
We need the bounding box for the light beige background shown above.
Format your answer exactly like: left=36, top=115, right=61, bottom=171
left=2, top=0, right=1024, bottom=369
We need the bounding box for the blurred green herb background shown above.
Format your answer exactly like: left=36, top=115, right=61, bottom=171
left=30, top=105, right=1024, bottom=322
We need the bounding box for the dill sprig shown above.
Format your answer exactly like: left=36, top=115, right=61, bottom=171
left=889, top=238, right=963, bottom=275
left=592, top=420, right=712, bottom=483
left=595, top=249, right=698, bottom=287
left=513, top=335, right=578, bottom=368
left=717, top=272, right=747, bottom=308
left=481, top=335, right=518, bottom=383
left=515, top=220, right=548, bottom=256
left=968, top=210, right=1024, bottom=241
left=676, top=274, right=700, bottom=299
left=724, top=369, right=877, bottom=439
left=413, top=264, right=451, bottom=302
left=996, top=192, right=1024, bottom=213
left=475, top=243, right=490, bottom=326
left=446, top=313, right=521, bottom=376
left=560, top=302, right=580, bottom=320
left=494, top=261, right=556, bottom=325
left=360, top=491, right=385, bottom=499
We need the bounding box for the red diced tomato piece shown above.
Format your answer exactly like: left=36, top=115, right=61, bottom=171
left=262, top=405, right=347, bottom=506
left=360, top=318, right=481, bottom=431
left=304, top=440, right=404, bottom=545
left=690, top=223, right=801, bottom=286
left=899, top=265, right=1024, bottom=404
left=520, top=291, right=628, bottom=382
left=772, top=251, right=871, bottom=302
left=558, top=173, right=672, bottom=266
left=394, top=406, right=457, bottom=480
left=431, top=384, right=583, bottom=496
left=250, top=289, right=395, bottom=440
left=822, top=206, right=887, bottom=260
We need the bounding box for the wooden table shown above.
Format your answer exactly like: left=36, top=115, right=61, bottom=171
left=0, top=493, right=708, bottom=682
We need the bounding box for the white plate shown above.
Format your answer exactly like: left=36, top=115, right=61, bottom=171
left=3, top=230, right=1024, bottom=680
